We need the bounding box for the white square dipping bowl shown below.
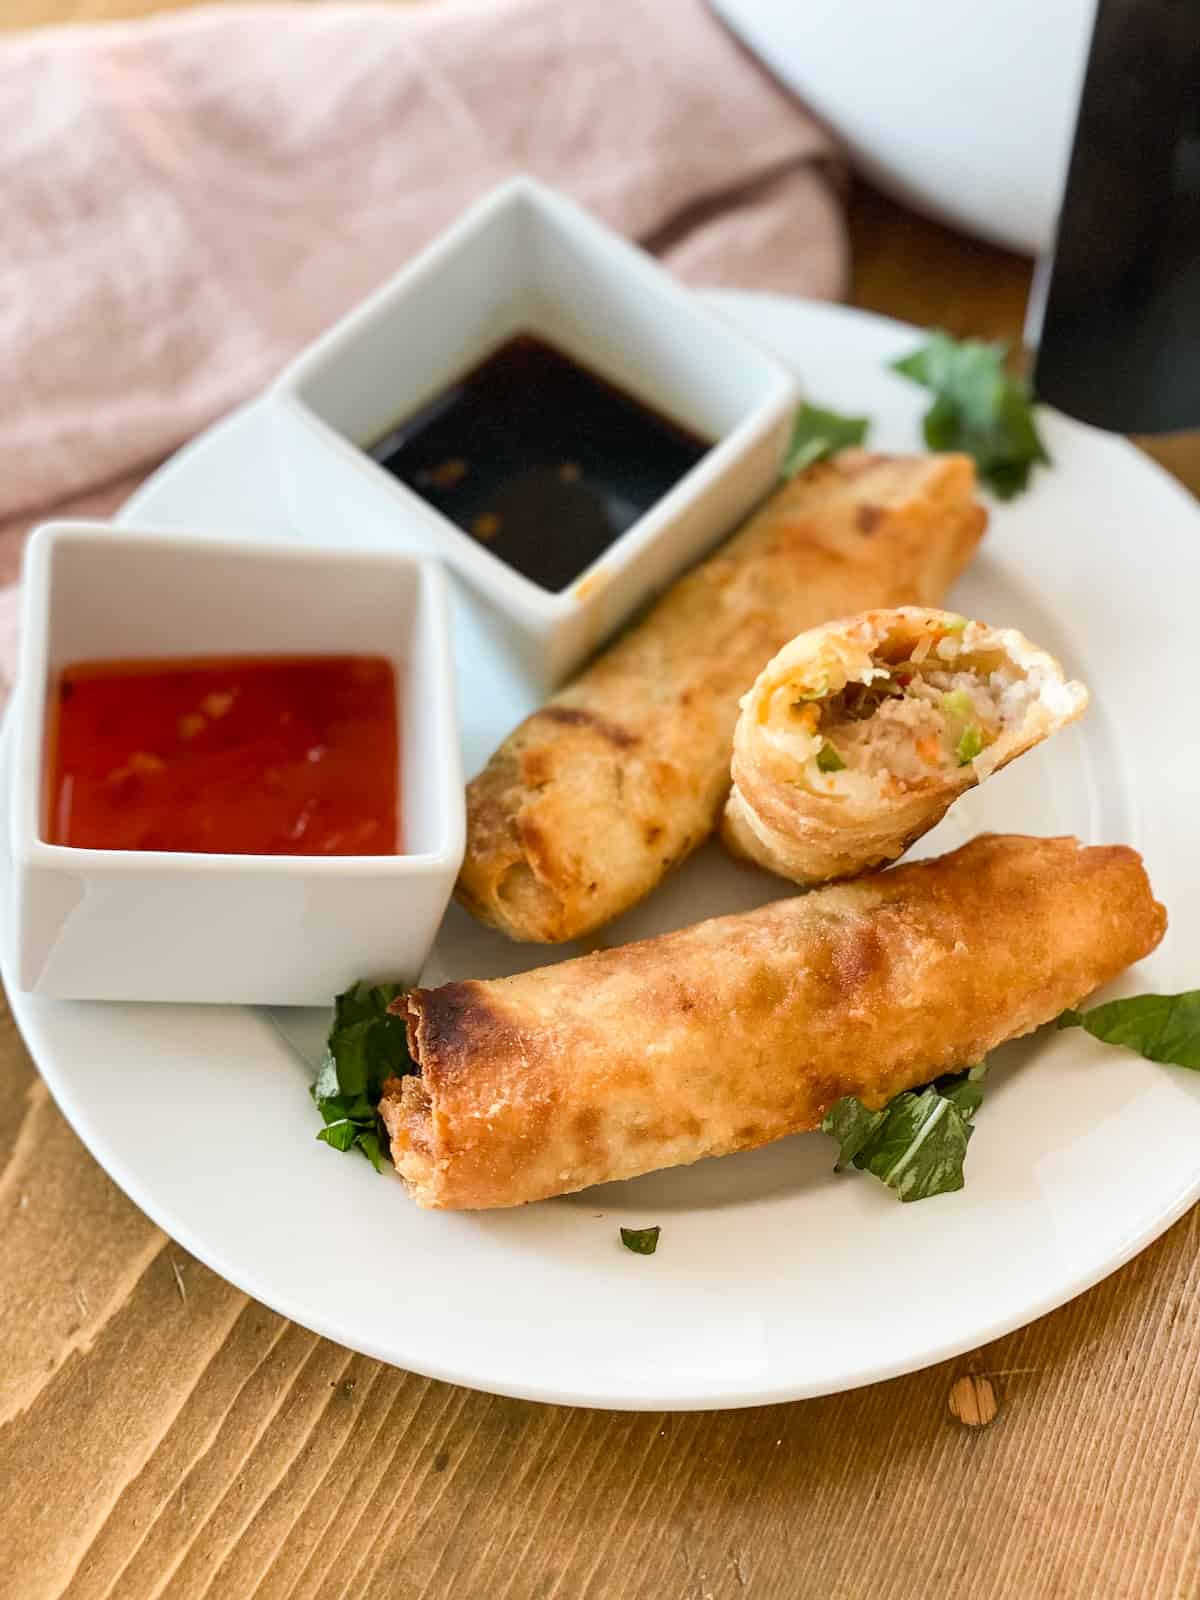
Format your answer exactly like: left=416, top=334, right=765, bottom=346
left=271, top=175, right=798, bottom=686
left=11, top=523, right=464, bottom=1005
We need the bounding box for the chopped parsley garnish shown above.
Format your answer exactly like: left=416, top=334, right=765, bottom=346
left=892, top=331, right=1050, bottom=499
left=1058, top=991, right=1200, bottom=1069
left=822, top=1064, right=987, bottom=1203
left=782, top=403, right=872, bottom=478
left=311, top=981, right=414, bottom=1170
left=816, top=741, right=846, bottom=773
left=620, top=1226, right=661, bottom=1255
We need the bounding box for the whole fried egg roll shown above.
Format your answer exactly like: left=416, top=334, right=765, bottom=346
left=457, top=451, right=987, bottom=943
left=722, top=607, right=1089, bottom=886
left=381, top=835, right=1165, bottom=1209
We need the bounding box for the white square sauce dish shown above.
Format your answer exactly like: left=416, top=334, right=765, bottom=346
left=11, top=523, right=463, bottom=1005
left=272, top=175, right=798, bottom=686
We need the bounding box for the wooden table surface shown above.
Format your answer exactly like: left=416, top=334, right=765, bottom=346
left=4, top=8, right=1200, bottom=1599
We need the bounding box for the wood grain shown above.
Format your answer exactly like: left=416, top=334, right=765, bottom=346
left=4, top=6, right=1200, bottom=1597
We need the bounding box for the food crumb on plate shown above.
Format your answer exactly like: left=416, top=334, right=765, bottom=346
left=948, top=1372, right=999, bottom=1427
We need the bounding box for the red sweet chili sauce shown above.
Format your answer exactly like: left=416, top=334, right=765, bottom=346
left=46, top=655, right=399, bottom=855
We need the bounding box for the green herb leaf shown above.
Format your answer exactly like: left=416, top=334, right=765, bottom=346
left=782, top=403, right=871, bottom=478
left=312, top=1055, right=341, bottom=1106
left=821, top=1097, right=888, bottom=1170
left=935, top=1061, right=988, bottom=1121
left=315, top=1119, right=361, bottom=1153
left=311, top=980, right=413, bottom=1168
left=816, top=741, right=846, bottom=773
left=1058, top=992, right=1200, bottom=1069
left=620, top=1226, right=661, bottom=1255
left=956, top=724, right=983, bottom=765
left=892, top=331, right=1050, bottom=499
left=355, top=1127, right=386, bottom=1174
left=853, top=1089, right=974, bottom=1202
left=822, top=1063, right=986, bottom=1202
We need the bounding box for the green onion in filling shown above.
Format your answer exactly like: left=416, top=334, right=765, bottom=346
left=956, top=724, right=983, bottom=765
left=940, top=688, right=974, bottom=718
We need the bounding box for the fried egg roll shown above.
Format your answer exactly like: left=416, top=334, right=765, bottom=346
left=381, top=835, right=1165, bottom=1209
left=722, top=607, right=1089, bottom=886
left=457, top=451, right=987, bottom=943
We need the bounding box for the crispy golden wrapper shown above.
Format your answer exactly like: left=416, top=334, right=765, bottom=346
left=457, top=451, right=987, bottom=943
left=722, top=606, right=1089, bottom=885
left=382, top=835, right=1166, bottom=1209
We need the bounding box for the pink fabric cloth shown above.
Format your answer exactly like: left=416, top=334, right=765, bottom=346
left=0, top=0, right=845, bottom=690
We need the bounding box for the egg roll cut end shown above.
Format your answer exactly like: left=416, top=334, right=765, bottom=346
left=378, top=1074, right=441, bottom=1207
left=751, top=607, right=1087, bottom=794
left=724, top=607, right=1089, bottom=885
left=382, top=982, right=552, bottom=1209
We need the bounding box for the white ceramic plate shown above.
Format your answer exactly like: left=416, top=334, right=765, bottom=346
left=5, top=292, right=1199, bottom=1411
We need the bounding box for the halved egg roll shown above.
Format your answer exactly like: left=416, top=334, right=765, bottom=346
left=722, top=607, right=1089, bottom=886
left=382, top=835, right=1165, bottom=1209
left=458, top=451, right=987, bottom=943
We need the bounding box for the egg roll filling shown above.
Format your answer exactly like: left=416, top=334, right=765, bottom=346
left=381, top=1006, right=433, bottom=1168
left=759, top=615, right=1066, bottom=800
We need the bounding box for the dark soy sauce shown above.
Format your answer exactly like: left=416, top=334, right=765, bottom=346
left=366, top=333, right=711, bottom=592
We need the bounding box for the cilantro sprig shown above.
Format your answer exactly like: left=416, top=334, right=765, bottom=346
left=892, top=331, right=1050, bottom=499
left=782, top=403, right=871, bottom=478
left=1058, top=991, right=1200, bottom=1069
left=822, top=1063, right=987, bottom=1203
left=311, top=981, right=414, bottom=1170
